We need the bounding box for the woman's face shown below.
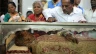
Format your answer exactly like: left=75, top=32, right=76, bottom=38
left=33, top=3, right=43, bottom=15
left=8, top=4, right=16, bottom=13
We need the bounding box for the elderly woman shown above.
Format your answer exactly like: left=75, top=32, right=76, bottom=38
left=26, top=1, right=46, bottom=22
left=4, top=2, right=25, bottom=22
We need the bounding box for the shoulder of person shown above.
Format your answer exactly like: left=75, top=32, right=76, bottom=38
left=84, top=9, right=91, bottom=13
left=0, top=14, right=5, bottom=18
left=83, top=9, right=91, bottom=15
left=74, top=7, right=83, bottom=14
left=4, top=13, right=11, bottom=18
left=28, top=14, right=34, bottom=17
left=5, top=13, right=10, bottom=16
left=51, top=6, right=62, bottom=11
left=42, top=6, right=62, bottom=16
left=48, top=1, right=52, bottom=3
left=28, top=14, right=34, bottom=19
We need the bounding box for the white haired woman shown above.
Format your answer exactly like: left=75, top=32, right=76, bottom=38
left=26, top=1, right=46, bottom=22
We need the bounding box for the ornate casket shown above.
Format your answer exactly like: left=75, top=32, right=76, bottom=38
left=0, top=22, right=96, bottom=54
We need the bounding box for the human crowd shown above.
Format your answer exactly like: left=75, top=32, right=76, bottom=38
left=0, top=0, right=96, bottom=23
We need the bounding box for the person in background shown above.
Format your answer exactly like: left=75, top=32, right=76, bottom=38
left=0, top=12, right=5, bottom=22
left=74, top=0, right=84, bottom=14
left=84, top=0, right=96, bottom=22
left=48, top=0, right=61, bottom=8
left=43, top=0, right=86, bottom=22
left=0, top=14, right=5, bottom=22
left=4, top=2, right=25, bottom=22
left=26, top=1, right=46, bottom=22
left=26, top=11, right=33, bottom=18
left=41, top=0, right=48, bottom=9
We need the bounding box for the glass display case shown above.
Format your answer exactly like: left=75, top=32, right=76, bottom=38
left=1, top=22, right=96, bottom=39
left=0, top=22, right=96, bottom=54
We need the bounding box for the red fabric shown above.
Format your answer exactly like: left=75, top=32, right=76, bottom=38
left=28, top=14, right=46, bottom=22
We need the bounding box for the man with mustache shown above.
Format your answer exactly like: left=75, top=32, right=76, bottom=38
left=43, top=0, right=86, bottom=22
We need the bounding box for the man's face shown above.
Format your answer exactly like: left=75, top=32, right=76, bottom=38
left=91, top=0, right=96, bottom=8
left=62, top=0, right=74, bottom=14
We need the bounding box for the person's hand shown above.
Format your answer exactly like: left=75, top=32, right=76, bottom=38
left=8, top=18, right=13, bottom=22
left=25, top=18, right=32, bottom=22
left=78, top=20, right=87, bottom=23
left=12, top=15, right=20, bottom=20
left=46, top=17, right=57, bottom=22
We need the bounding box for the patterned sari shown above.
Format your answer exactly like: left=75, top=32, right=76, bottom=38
left=28, top=14, right=46, bottom=22
left=4, top=13, right=25, bottom=22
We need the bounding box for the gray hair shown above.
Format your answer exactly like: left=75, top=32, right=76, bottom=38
left=33, top=1, right=44, bottom=8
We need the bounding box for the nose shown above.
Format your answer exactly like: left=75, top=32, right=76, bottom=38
left=63, top=6, right=66, bottom=10
left=34, top=7, right=39, bottom=10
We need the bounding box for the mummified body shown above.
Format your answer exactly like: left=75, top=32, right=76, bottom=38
left=15, top=30, right=35, bottom=46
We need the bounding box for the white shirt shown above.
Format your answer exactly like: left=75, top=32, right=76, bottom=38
left=0, top=14, right=5, bottom=22
left=84, top=9, right=96, bottom=22
left=43, top=7, right=86, bottom=22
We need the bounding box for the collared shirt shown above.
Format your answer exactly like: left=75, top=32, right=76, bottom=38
left=78, top=6, right=84, bottom=14
left=43, top=7, right=86, bottom=22
left=48, top=0, right=61, bottom=8
left=84, top=9, right=96, bottom=22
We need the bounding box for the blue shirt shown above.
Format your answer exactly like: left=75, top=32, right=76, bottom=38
left=48, top=0, right=61, bottom=8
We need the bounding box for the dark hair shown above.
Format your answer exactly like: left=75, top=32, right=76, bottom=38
left=53, top=0, right=58, bottom=3
left=26, top=11, right=33, bottom=14
left=70, top=0, right=74, bottom=4
left=26, top=11, right=33, bottom=17
left=8, top=2, right=16, bottom=7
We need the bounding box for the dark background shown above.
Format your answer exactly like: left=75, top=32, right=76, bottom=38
left=0, top=0, right=8, bottom=15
